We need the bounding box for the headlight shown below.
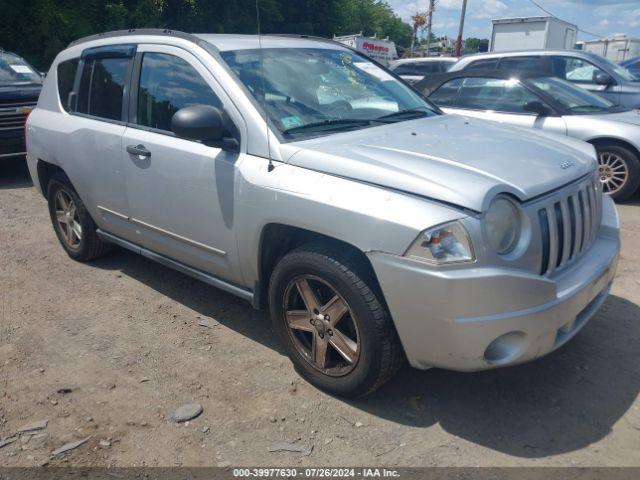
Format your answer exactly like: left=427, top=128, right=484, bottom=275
left=484, top=197, right=521, bottom=255
left=405, top=221, right=475, bottom=264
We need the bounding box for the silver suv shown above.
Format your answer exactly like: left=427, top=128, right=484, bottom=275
left=26, top=30, right=620, bottom=397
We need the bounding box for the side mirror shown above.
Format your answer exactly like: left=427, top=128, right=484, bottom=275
left=593, top=72, right=614, bottom=86
left=171, top=105, right=228, bottom=144
left=523, top=100, right=551, bottom=116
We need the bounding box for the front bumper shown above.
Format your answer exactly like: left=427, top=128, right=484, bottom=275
left=368, top=196, right=620, bottom=371
left=0, top=129, right=26, bottom=159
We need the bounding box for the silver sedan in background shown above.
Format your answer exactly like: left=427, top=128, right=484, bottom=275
left=419, top=71, right=640, bottom=201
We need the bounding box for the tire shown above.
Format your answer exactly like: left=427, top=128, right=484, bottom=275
left=269, top=244, right=404, bottom=397
left=47, top=172, right=110, bottom=262
left=596, top=144, right=640, bottom=202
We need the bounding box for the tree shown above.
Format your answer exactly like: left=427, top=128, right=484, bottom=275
left=463, top=37, right=489, bottom=54
left=0, top=0, right=413, bottom=70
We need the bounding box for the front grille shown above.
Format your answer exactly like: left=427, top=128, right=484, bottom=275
left=538, top=178, right=602, bottom=276
left=0, top=100, right=36, bottom=132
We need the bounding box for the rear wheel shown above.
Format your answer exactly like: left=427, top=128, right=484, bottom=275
left=47, top=173, right=110, bottom=261
left=596, top=144, right=640, bottom=202
left=269, top=245, right=404, bottom=397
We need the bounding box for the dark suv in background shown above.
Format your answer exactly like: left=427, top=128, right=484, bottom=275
left=0, top=50, right=42, bottom=161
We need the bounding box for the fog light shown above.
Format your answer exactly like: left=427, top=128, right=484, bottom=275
left=484, top=331, right=526, bottom=365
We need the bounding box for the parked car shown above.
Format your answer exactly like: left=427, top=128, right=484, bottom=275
left=26, top=30, right=619, bottom=397
left=621, top=56, right=640, bottom=80
left=389, top=57, right=456, bottom=84
left=449, top=50, right=640, bottom=108
left=0, top=50, right=42, bottom=161
left=419, top=70, right=640, bottom=201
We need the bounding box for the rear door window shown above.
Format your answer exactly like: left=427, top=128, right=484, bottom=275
left=497, top=56, right=545, bottom=73
left=57, top=58, right=79, bottom=112
left=135, top=52, right=222, bottom=132
left=456, top=77, right=540, bottom=113
left=77, top=57, right=130, bottom=121
left=429, top=78, right=464, bottom=107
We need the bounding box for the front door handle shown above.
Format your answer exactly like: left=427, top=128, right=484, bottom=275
left=126, top=144, right=151, bottom=157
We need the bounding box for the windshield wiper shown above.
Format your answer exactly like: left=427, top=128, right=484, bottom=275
left=376, top=109, right=431, bottom=122
left=282, top=118, right=378, bottom=135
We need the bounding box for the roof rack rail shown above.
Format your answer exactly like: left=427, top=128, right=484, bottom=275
left=68, top=28, right=199, bottom=48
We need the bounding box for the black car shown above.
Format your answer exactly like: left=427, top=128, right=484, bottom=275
left=0, top=50, right=42, bottom=160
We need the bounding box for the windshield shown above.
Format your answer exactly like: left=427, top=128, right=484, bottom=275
left=220, top=47, right=439, bottom=139
left=530, top=76, right=617, bottom=114
left=0, top=52, right=42, bottom=85
left=598, top=56, right=637, bottom=82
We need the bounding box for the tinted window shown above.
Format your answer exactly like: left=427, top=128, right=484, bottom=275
left=136, top=53, right=222, bottom=132
left=394, top=62, right=450, bottom=76
left=429, top=78, right=463, bottom=107
left=498, top=56, right=545, bottom=73
left=465, top=59, right=499, bottom=70
left=77, top=57, right=129, bottom=120
left=57, top=58, right=79, bottom=112
left=552, top=56, right=606, bottom=84
left=456, top=77, right=540, bottom=113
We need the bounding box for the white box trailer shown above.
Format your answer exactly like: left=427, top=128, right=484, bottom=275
left=582, top=37, right=640, bottom=62
left=333, top=33, right=398, bottom=66
left=490, top=17, right=577, bottom=52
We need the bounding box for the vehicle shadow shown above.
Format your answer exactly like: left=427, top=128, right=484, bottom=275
left=0, top=157, right=33, bottom=189
left=351, top=293, right=640, bottom=458
left=90, top=248, right=639, bottom=459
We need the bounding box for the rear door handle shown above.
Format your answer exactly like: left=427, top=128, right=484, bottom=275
left=126, top=144, right=151, bottom=157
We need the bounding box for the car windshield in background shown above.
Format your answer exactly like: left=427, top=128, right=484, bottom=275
left=530, top=77, right=617, bottom=114
left=0, top=52, right=42, bottom=85
left=221, top=47, right=438, bottom=139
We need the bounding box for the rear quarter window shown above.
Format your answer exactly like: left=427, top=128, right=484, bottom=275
left=77, top=57, right=129, bottom=121
left=57, top=58, right=79, bottom=112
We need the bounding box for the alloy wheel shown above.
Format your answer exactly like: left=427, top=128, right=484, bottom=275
left=54, top=190, right=82, bottom=249
left=283, top=275, right=360, bottom=376
left=598, top=151, right=629, bottom=195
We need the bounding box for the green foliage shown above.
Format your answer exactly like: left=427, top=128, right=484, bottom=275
left=0, top=0, right=412, bottom=70
left=464, top=37, right=489, bottom=54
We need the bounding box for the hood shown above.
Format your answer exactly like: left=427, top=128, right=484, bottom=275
left=282, top=115, right=596, bottom=212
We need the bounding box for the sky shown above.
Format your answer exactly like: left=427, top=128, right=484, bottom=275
left=386, top=0, right=640, bottom=41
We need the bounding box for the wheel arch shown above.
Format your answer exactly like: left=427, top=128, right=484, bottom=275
left=586, top=137, right=640, bottom=160
left=36, top=159, right=67, bottom=198
left=255, top=223, right=385, bottom=311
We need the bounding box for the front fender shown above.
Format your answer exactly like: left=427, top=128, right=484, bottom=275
left=235, top=156, right=467, bottom=288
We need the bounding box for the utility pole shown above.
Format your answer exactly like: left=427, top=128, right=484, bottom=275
left=455, top=0, right=468, bottom=57
left=426, top=0, right=435, bottom=57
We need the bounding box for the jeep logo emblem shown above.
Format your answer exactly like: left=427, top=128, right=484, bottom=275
left=559, top=160, right=575, bottom=170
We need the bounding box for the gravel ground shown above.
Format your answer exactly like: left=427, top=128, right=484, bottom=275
left=1, top=157, right=639, bottom=467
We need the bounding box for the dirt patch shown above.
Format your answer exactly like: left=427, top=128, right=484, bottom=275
left=1, top=158, right=640, bottom=467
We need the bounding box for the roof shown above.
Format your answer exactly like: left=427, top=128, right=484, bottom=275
left=491, top=16, right=577, bottom=28
left=391, top=57, right=457, bottom=65
left=195, top=34, right=346, bottom=52
left=68, top=28, right=349, bottom=52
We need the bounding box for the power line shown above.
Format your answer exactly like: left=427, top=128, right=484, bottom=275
left=526, top=0, right=603, bottom=39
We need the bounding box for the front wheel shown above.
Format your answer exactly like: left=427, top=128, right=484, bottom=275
left=596, top=144, right=640, bottom=202
left=269, top=245, right=404, bottom=397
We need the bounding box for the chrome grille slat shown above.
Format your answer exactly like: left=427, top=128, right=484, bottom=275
left=536, top=178, right=601, bottom=277
left=581, top=189, right=591, bottom=250
left=559, top=199, right=572, bottom=267
left=572, top=193, right=583, bottom=256
left=546, top=205, right=559, bottom=275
